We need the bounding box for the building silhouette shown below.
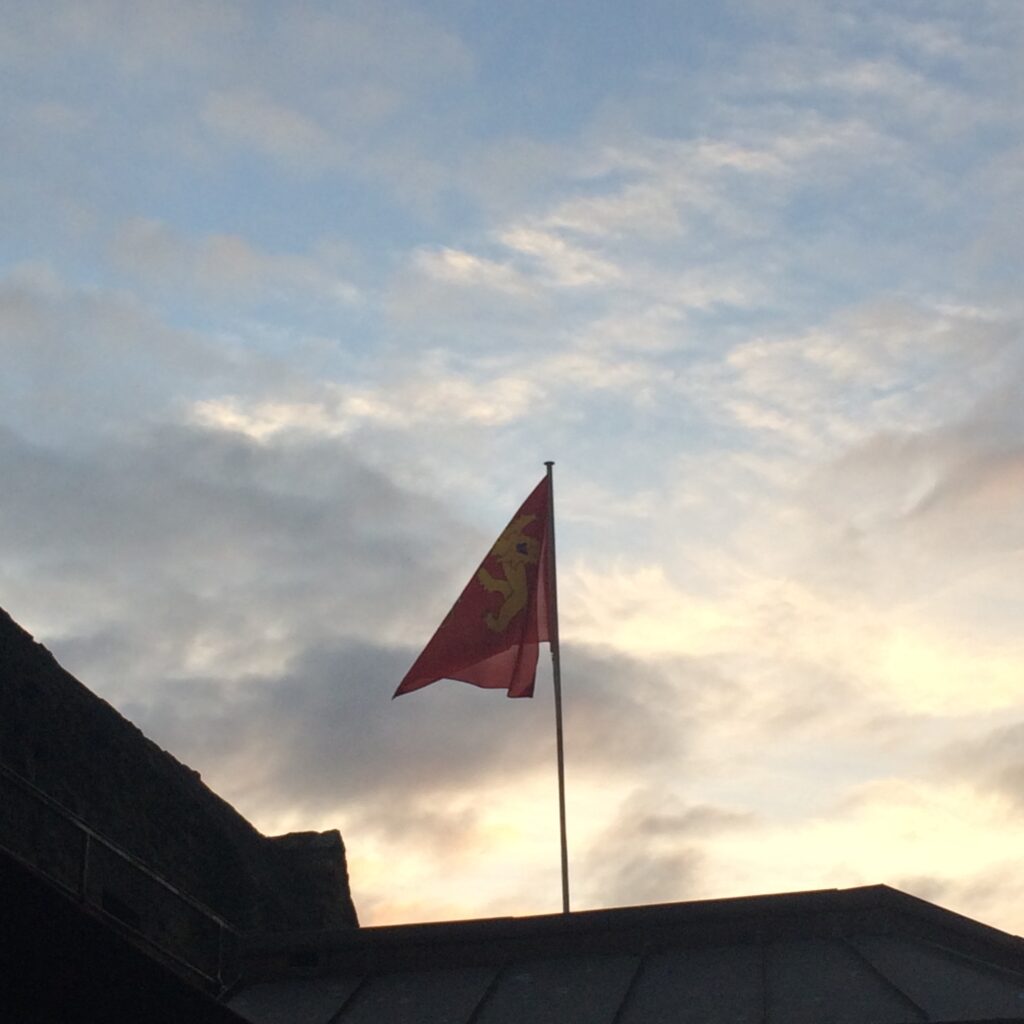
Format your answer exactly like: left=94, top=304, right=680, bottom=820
left=3, top=605, right=1024, bottom=1023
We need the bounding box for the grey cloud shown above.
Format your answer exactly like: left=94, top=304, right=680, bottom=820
left=939, top=722, right=1024, bottom=813
left=632, top=804, right=760, bottom=839
left=792, top=350, right=1024, bottom=602
left=577, top=786, right=761, bottom=909
left=1, top=422, right=692, bottom=847
left=576, top=790, right=743, bottom=908
left=187, top=3, right=475, bottom=180
left=594, top=790, right=759, bottom=843
left=0, top=268, right=230, bottom=441
left=910, top=443, right=1024, bottom=527
left=0, top=422, right=477, bottom=686
left=895, top=874, right=961, bottom=908
left=127, top=637, right=693, bottom=833
left=895, top=868, right=1024, bottom=925
left=199, top=90, right=340, bottom=171
left=904, top=427, right=1024, bottom=541
left=560, top=647, right=694, bottom=768
left=589, top=847, right=705, bottom=909
left=3, top=1, right=473, bottom=212
left=110, top=218, right=361, bottom=309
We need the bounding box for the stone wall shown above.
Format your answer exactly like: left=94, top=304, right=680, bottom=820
left=0, top=607, right=358, bottom=935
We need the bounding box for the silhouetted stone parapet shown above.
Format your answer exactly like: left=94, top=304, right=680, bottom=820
left=0, top=606, right=358, bottom=939
left=268, top=831, right=354, bottom=930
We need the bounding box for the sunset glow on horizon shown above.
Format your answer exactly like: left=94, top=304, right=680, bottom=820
left=3, top=0, right=1024, bottom=934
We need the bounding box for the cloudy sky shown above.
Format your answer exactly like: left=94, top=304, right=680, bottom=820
left=4, top=0, right=1024, bottom=931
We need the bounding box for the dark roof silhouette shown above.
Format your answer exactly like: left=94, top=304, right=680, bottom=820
left=230, top=885, right=1024, bottom=1023
left=5, top=602, right=1024, bottom=1023
left=0, top=605, right=356, bottom=935
left=0, top=842, right=245, bottom=1023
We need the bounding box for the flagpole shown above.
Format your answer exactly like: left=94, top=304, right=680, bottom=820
left=545, top=460, right=570, bottom=914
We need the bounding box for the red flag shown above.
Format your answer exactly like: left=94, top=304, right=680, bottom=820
left=394, top=477, right=552, bottom=698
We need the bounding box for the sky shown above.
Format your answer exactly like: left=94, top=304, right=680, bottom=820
left=3, top=0, right=1024, bottom=931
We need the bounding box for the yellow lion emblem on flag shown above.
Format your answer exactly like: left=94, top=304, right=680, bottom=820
left=477, top=514, right=540, bottom=633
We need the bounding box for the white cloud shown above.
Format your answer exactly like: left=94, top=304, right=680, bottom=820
left=4, top=0, right=1024, bottom=932
left=542, top=182, right=686, bottom=240
left=412, top=247, right=531, bottom=295
left=190, top=399, right=349, bottom=442
left=191, top=368, right=544, bottom=441
left=499, top=226, right=624, bottom=288
left=683, top=299, right=1020, bottom=456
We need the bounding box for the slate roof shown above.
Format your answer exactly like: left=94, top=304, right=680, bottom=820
left=229, top=885, right=1024, bottom=1024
